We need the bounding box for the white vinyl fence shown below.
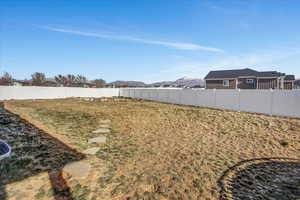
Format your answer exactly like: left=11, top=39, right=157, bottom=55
left=0, top=86, right=119, bottom=100
left=1, top=86, right=299, bottom=118
left=120, top=88, right=300, bottom=118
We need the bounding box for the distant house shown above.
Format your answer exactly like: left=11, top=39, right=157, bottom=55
left=295, top=79, right=300, bottom=89
left=12, top=81, right=23, bottom=86
left=204, top=68, right=295, bottom=90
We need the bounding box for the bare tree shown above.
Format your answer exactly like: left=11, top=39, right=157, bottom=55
left=75, top=75, right=87, bottom=87
left=55, top=74, right=68, bottom=87
left=0, top=72, right=13, bottom=86
left=66, top=74, right=76, bottom=87
left=91, top=79, right=106, bottom=88
left=31, top=72, right=46, bottom=86
left=54, top=74, right=91, bottom=87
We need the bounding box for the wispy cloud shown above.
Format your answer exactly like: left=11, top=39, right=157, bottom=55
left=159, top=50, right=300, bottom=79
left=42, top=26, right=224, bottom=53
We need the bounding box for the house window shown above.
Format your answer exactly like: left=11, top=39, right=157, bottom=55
left=223, top=80, right=230, bottom=86
left=246, top=79, right=254, bottom=84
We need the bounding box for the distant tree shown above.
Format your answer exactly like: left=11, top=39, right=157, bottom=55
left=91, top=79, right=106, bottom=88
left=31, top=72, right=46, bottom=86
left=0, top=72, right=13, bottom=86
left=66, top=74, right=76, bottom=87
left=75, top=75, right=87, bottom=87
left=54, top=74, right=88, bottom=87
left=55, top=74, right=68, bottom=86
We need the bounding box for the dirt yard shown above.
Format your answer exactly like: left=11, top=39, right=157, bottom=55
left=1, top=98, right=300, bottom=200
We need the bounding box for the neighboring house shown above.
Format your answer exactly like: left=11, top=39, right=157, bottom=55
left=12, top=81, right=23, bottom=86
left=295, top=79, right=300, bottom=89
left=43, top=80, right=58, bottom=87
left=204, top=68, right=295, bottom=90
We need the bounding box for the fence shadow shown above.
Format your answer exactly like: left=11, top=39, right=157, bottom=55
left=0, top=104, right=85, bottom=200
left=218, top=157, right=300, bottom=200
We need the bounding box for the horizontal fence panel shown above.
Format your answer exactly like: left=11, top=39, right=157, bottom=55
left=119, top=88, right=128, bottom=97
left=156, top=89, right=167, bottom=102
left=180, top=89, right=197, bottom=106
left=0, top=86, right=67, bottom=100
left=149, top=89, right=158, bottom=101
left=168, top=89, right=182, bottom=104
left=215, top=89, right=240, bottom=110
left=66, top=88, right=119, bottom=98
left=272, top=90, right=300, bottom=118
left=0, top=86, right=119, bottom=100
left=142, top=89, right=151, bottom=100
left=239, top=90, right=272, bottom=114
left=128, top=89, right=134, bottom=98
left=197, top=89, right=216, bottom=108
left=119, top=88, right=300, bottom=119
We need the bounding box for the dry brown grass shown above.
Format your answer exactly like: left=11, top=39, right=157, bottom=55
left=4, top=98, right=300, bottom=200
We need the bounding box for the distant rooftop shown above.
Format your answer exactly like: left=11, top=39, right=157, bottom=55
left=205, top=68, right=294, bottom=80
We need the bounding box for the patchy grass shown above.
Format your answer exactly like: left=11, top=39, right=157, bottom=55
left=3, top=98, right=300, bottom=200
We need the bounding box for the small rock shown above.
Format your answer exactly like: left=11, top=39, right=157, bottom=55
left=99, top=124, right=110, bottom=128
left=63, top=161, right=91, bottom=180
left=279, top=140, right=289, bottom=147
left=88, top=136, right=106, bottom=143
left=92, top=128, right=111, bottom=134
left=100, top=119, right=111, bottom=124
left=82, top=147, right=100, bottom=155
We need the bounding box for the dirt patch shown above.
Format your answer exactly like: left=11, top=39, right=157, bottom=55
left=0, top=104, right=85, bottom=200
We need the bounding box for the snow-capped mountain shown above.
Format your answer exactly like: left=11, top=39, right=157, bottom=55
left=151, top=77, right=204, bottom=87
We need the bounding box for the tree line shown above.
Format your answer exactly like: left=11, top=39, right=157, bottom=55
left=0, top=72, right=106, bottom=88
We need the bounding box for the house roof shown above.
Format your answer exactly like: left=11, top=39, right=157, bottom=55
left=205, top=68, right=292, bottom=79
left=284, top=75, right=295, bottom=80
left=205, top=68, right=258, bottom=79
left=257, top=71, right=285, bottom=77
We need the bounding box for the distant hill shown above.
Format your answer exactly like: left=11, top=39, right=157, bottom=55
left=151, top=77, right=204, bottom=88
left=150, top=81, right=174, bottom=87
left=107, top=77, right=205, bottom=88
left=173, top=76, right=204, bottom=87
left=108, top=80, right=147, bottom=87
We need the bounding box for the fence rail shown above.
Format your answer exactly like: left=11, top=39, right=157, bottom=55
left=120, top=88, right=300, bottom=118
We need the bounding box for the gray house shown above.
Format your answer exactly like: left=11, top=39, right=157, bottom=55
left=295, top=79, right=300, bottom=89
left=204, top=68, right=295, bottom=90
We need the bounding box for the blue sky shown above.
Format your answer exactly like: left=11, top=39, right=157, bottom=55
left=1, top=0, right=300, bottom=83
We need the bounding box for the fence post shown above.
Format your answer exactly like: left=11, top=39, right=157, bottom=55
left=179, top=89, right=182, bottom=105
left=166, top=89, right=169, bottom=103
left=213, top=89, right=217, bottom=108
left=238, top=89, right=241, bottom=112
left=133, top=89, right=135, bottom=99
left=270, top=89, right=274, bottom=116
left=65, top=87, right=68, bottom=98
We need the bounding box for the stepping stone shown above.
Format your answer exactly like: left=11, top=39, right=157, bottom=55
left=82, top=147, right=100, bottom=155
left=92, top=128, right=111, bottom=134
left=63, top=161, right=91, bottom=180
left=88, top=136, right=106, bottom=144
left=99, top=124, right=110, bottom=128
left=100, top=119, right=111, bottom=124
